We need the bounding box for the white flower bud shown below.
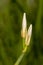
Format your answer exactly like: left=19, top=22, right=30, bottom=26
left=21, top=13, right=27, bottom=38
left=22, top=13, right=26, bottom=31
left=25, top=24, right=32, bottom=46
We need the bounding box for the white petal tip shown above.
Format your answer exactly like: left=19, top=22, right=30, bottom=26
left=28, top=24, right=32, bottom=36
left=24, top=13, right=26, bottom=16
left=30, top=24, right=32, bottom=29
left=29, top=24, right=32, bottom=31
left=22, top=12, right=27, bottom=29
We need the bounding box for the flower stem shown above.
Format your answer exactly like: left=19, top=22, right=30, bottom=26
left=14, top=46, right=27, bottom=65
left=14, top=52, right=25, bottom=65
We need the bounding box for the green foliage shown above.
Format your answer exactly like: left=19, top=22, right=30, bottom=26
left=0, top=0, right=43, bottom=65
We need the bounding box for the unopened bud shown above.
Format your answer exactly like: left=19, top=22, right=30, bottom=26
left=21, top=13, right=27, bottom=38
left=25, top=24, right=32, bottom=46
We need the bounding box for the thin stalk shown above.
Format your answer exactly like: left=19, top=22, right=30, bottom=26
left=14, top=52, right=25, bottom=65
left=14, top=46, right=27, bottom=65
left=23, top=38, right=25, bottom=50
left=35, top=0, right=42, bottom=34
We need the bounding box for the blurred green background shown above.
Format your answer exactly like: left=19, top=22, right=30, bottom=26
left=0, top=0, right=43, bottom=65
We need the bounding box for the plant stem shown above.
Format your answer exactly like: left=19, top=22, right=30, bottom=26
left=14, top=36, right=28, bottom=65
left=23, top=38, right=25, bottom=50
left=14, top=51, right=25, bottom=65
left=35, top=0, right=42, bottom=34
left=14, top=46, right=27, bottom=65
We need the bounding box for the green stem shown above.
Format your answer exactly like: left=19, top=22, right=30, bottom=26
left=23, top=38, right=25, bottom=50
left=14, top=32, right=27, bottom=65
left=35, top=0, right=42, bottom=34
left=14, top=46, right=27, bottom=65
left=14, top=52, right=25, bottom=65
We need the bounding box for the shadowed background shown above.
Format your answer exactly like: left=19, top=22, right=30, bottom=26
left=0, top=0, right=43, bottom=65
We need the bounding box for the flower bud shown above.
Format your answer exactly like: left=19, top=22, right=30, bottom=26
left=25, top=24, right=32, bottom=46
left=21, top=13, right=27, bottom=38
